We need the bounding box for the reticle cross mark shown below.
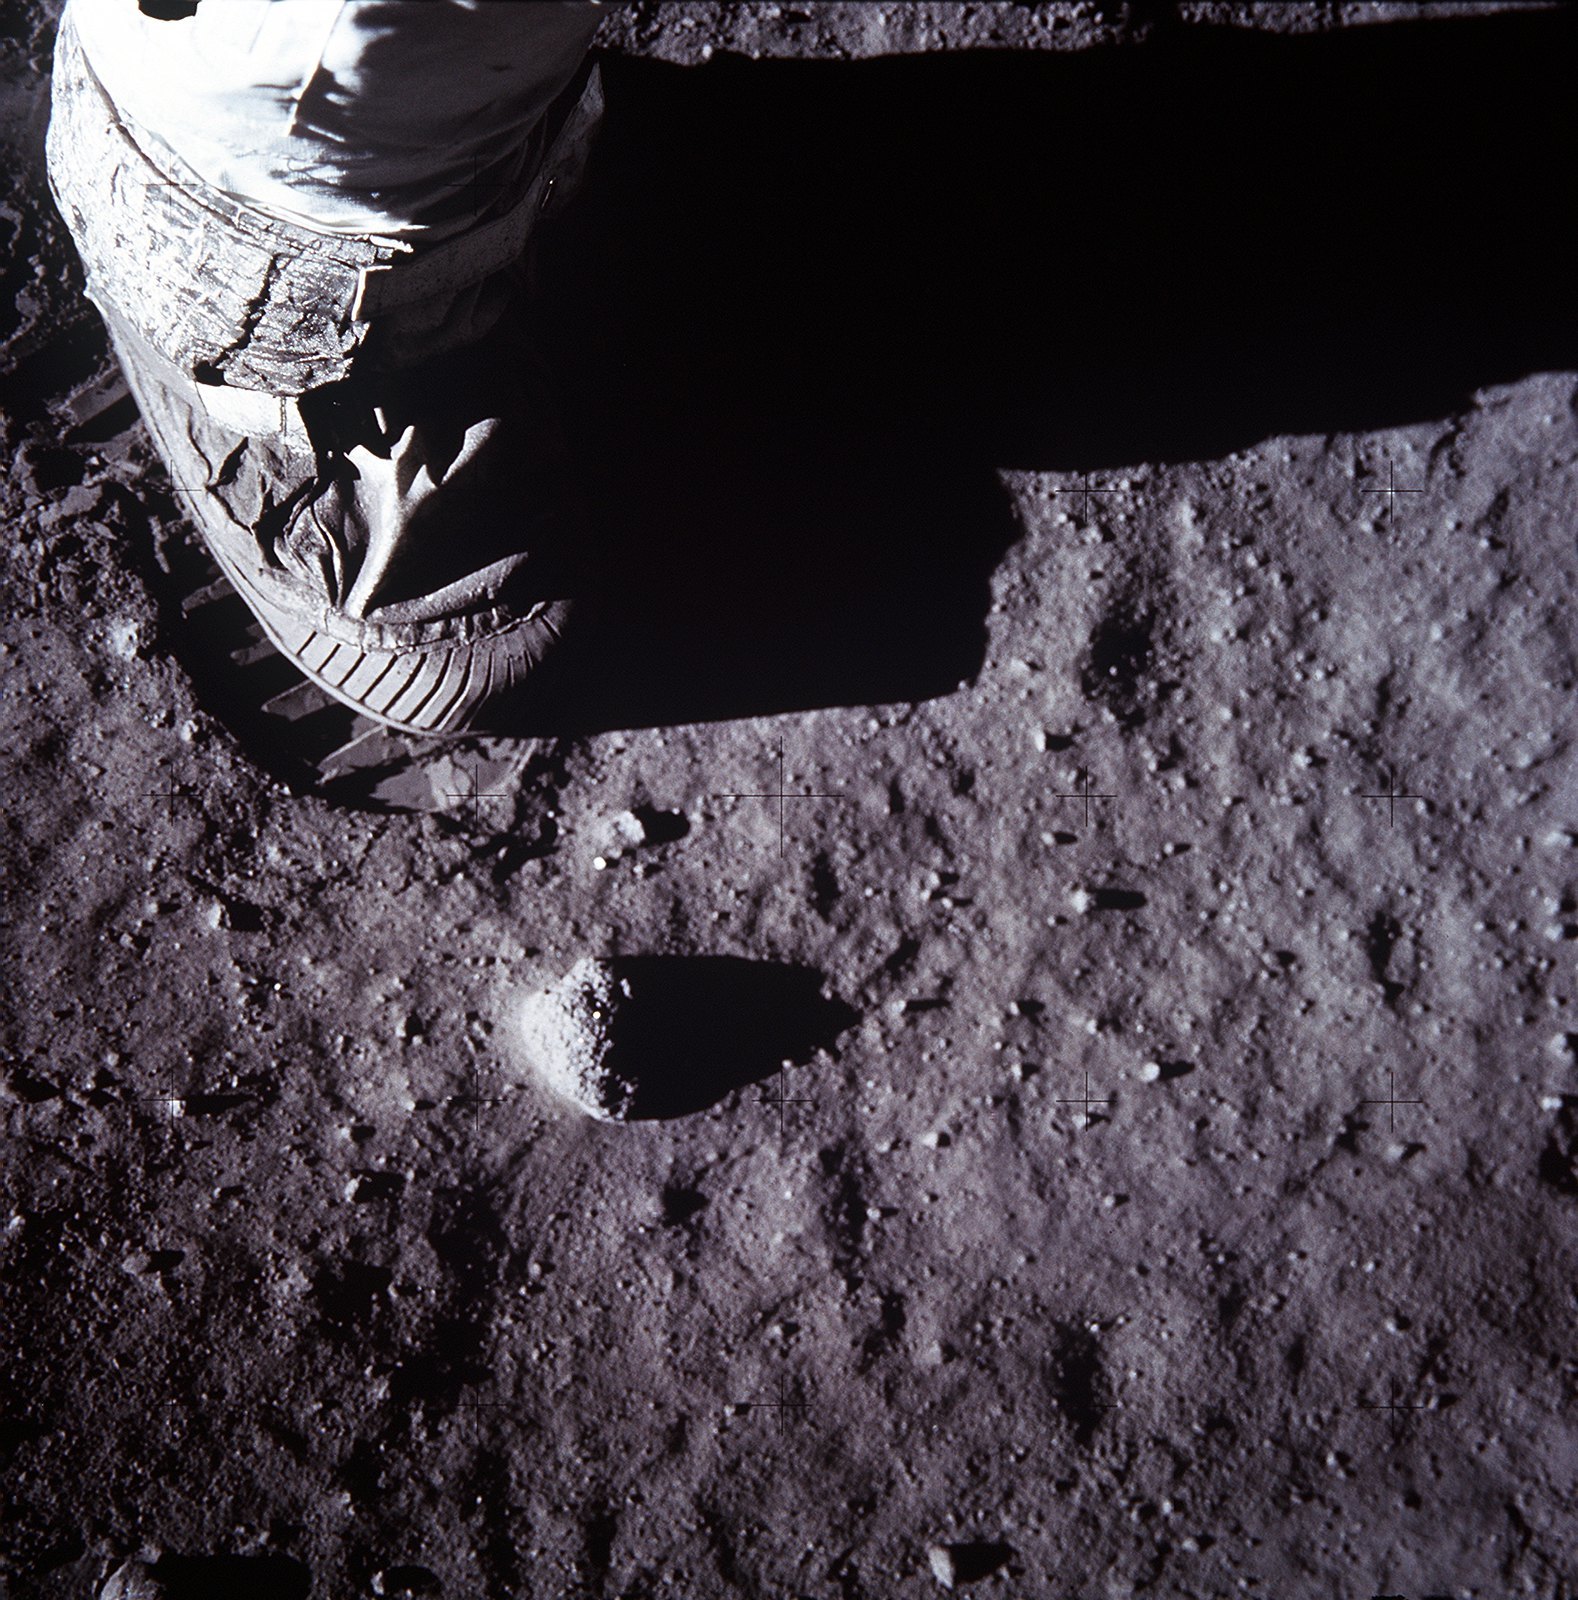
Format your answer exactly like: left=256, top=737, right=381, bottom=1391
left=1056, top=1071, right=1114, bottom=1129
left=1360, top=463, right=1426, bottom=522
left=757, top=1064, right=813, bottom=1136
left=732, top=1374, right=812, bottom=1436
left=1359, top=1070, right=1425, bottom=1135
left=1355, top=1379, right=1441, bottom=1444
left=125, top=1084, right=187, bottom=1120
left=713, top=743, right=851, bottom=859
left=1357, top=767, right=1427, bottom=828
left=146, top=775, right=191, bottom=815
left=1051, top=473, right=1125, bottom=522
left=445, top=1062, right=502, bottom=1133
left=441, top=764, right=510, bottom=830
left=1050, top=771, right=1116, bottom=829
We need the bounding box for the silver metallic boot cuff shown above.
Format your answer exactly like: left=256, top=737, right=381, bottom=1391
left=46, top=6, right=604, bottom=403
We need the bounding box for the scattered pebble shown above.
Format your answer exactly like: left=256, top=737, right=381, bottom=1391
left=119, top=1251, right=164, bottom=1280
left=897, top=998, right=947, bottom=1015
left=926, top=1540, right=1015, bottom=1588
left=100, top=1562, right=167, bottom=1600
left=106, top=619, right=143, bottom=661
left=371, top=1565, right=443, bottom=1596
left=604, top=809, right=649, bottom=852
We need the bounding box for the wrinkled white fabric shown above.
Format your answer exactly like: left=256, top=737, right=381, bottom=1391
left=65, top=0, right=608, bottom=240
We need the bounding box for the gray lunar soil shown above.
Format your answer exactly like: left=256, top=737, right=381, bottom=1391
left=3, top=3, right=1577, bottom=1598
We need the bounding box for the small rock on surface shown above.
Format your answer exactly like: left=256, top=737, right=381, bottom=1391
left=371, top=1565, right=443, bottom=1596
left=514, top=957, right=641, bottom=1121
left=100, top=1561, right=167, bottom=1600
left=926, top=1539, right=1016, bottom=1588
left=601, top=808, right=649, bottom=852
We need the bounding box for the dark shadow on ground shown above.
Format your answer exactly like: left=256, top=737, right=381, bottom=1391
left=144, top=1552, right=312, bottom=1599
left=528, top=9, right=1578, bottom=735
left=594, top=955, right=858, bottom=1121
left=9, top=12, right=1576, bottom=773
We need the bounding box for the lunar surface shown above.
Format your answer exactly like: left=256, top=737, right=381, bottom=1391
left=2, top=3, right=1575, bottom=1597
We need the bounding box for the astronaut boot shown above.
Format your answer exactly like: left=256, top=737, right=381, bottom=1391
left=46, top=7, right=603, bottom=736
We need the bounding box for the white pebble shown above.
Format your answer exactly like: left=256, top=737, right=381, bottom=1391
left=107, top=620, right=143, bottom=661
left=101, top=1563, right=167, bottom=1600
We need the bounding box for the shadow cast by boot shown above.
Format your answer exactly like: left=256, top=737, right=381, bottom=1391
left=19, top=12, right=1577, bottom=779
left=519, top=8, right=1577, bottom=736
